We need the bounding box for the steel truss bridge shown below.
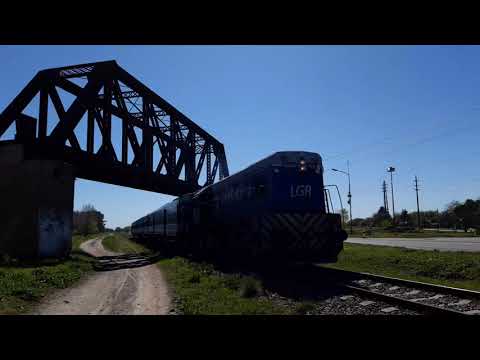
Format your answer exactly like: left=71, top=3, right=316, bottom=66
left=0, top=60, right=229, bottom=195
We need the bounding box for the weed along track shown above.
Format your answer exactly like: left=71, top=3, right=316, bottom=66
left=240, top=263, right=417, bottom=315
left=219, top=262, right=480, bottom=315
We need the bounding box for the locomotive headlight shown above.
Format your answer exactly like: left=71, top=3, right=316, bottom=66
left=300, top=159, right=306, bottom=171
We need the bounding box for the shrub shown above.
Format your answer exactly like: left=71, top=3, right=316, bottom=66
left=189, top=272, right=201, bottom=283
left=222, top=274, right=242, bottom=290
left=0, top=254, right=11, bottom=266
left=238, top=277, right=263, bottom=298
left=295, top=302, right=315, bottom=315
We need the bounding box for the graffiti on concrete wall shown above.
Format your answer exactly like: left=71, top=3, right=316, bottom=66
left=38, top=208, right=71, bottom=258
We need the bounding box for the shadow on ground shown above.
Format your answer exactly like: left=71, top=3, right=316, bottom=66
left=246, top=263, right=348, bottom=302
left=185, top=256, right=349, bottom=302
left=88, top=246, right=348, bottom=302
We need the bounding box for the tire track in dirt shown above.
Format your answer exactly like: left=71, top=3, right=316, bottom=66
left=31, top=238, right=171, bottom=315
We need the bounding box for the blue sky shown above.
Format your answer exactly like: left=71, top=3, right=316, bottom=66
left=1, top=45, right=479, bottom=228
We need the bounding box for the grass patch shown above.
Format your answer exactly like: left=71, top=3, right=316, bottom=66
left=0, top=233, right=105, bottom=314
left=238, top=277, right=264, bottom=298
left=72, top=233, right=103, bottom=251
left=295, top=302, right=316, bottom=315
left=158, top=257, right=292, bottom=315
left=101, top=232, right=149, bottom=254
left=325, top=243, right=480, bottom=291
left=0, top=254, right=94, bottom=314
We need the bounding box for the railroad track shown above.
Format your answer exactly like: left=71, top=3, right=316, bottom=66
left=318, top=267, right=480, bottom=316
left=94, top=252, right=162, bottom=271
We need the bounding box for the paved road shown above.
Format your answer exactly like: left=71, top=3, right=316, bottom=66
left=346, top=237, right=480, bottom=252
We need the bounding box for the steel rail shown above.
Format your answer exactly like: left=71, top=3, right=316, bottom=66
left=339, top=283, right=466, bottom=316
left=317, top=266, right=480, bottom=300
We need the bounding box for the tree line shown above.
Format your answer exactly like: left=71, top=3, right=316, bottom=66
left=350, top=198, right=480, bottom=232
left=73, top=204, right=106, bottom=235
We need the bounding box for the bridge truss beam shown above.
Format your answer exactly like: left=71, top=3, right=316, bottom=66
left=0, top=60, right=229, bottom=195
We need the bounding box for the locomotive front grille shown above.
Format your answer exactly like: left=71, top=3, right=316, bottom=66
left=260, top=212, right=335, bottom=250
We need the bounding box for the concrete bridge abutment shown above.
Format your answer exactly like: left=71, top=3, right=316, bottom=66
left=0, top=144, right=74, bottom=259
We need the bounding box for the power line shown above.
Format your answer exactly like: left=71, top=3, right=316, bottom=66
left=324, top=136, right=396, bottom=161
left=324, top=122, right=476, bottom=164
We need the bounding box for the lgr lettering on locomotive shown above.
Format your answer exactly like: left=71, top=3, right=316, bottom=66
left=290, top=185, right=312, bottom=198
left=130, top=151, right=348, bottom=263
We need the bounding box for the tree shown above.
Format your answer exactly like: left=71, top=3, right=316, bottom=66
left=372, top=206, right=391, bottom=227
left=73, top=205, right=106, bottom=235
left=86, top=217, right=99, bottom=234
left=82, top=204, right=95, bottom=212
left=419, top=210, right=440, bottom=228
left=340, top=208, right=349, bottom=224
left=446, top=201, right=461, bottom=212
left=438, top=201, right=461, bottom=229
left=454, top=199, right=480, bottom=232
left=400, top=209, right=409, bottom=224
left=350, top=218, right=364, bottom=226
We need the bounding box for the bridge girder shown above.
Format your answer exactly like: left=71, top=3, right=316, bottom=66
left=0, top=60, right=229, bottom=195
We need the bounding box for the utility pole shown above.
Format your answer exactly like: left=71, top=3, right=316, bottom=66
left=382, top=180, right=389, bottom=211
left=414, top=176, right=421, bottom=229
left=331, top=162, right=352, bottom=235
left=347, top=161, right=352, bottom=235
left=387, top=167, right=396, bottom=224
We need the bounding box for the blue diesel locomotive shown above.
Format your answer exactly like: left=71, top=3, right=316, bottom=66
left=131, top=151, right=348, bottom=263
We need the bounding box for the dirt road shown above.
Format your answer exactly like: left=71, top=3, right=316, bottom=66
left=32, top=238, right=171, bottom=315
